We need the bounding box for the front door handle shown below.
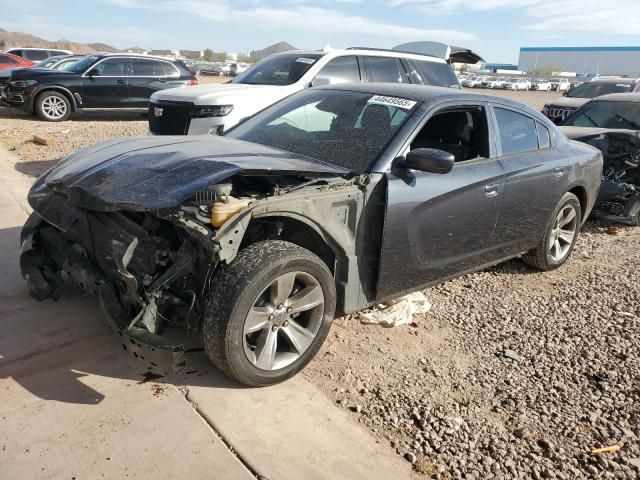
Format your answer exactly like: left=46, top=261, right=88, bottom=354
left=158, top=78, right=166, bottom=83
left=554, top=167, right=567, bottom=177
left=485, top=184, right=500, bottom=197
left=116, top=79, right=126, bottom=84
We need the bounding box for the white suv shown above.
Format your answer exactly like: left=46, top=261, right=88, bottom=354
left=148, top=45, right=470, bottom=135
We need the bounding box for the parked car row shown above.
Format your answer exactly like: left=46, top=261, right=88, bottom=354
left=460, top=75, right=574, bottom=92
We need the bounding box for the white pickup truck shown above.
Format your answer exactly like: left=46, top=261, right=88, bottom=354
left=148, top=43, right=482, bottom=136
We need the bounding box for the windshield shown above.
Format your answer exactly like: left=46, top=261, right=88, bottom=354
left=34, top=58, right=58, bottom=69
left=232, top=53, right=323, bottom=86
left=567, top=81, right=632, bottom=99
left=226, top=89, right=418, bottom=172
left=63, top=55, right=99, bottom=73
left=563, top=101, right=640, bottom=129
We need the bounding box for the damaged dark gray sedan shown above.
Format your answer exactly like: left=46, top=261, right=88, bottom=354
left=21, top=84, right=602, bottom=386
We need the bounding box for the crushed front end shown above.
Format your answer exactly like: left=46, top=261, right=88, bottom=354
left=21, top=178, right=220, bottom=374
left=575, top=131, right=640, bottom=224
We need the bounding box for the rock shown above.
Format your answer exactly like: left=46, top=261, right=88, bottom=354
left=352, top=404, right=362, bottom=414
left=32, top=135, right=54, bottom=146
left=503, top=349, right=522, bottom=362
left=405, top=452, right=416, bottom=464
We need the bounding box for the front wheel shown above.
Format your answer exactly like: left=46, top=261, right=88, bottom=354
left=522, top=192, right=581, bottom=270
left=35, top=91, right=71, bottom=121
left=201, top=240, right=336, bottom=387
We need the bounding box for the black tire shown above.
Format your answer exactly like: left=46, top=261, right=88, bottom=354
left=522, top=192, right=581, bottom=271
left=35, top=91, right=71, bottom=122
left=201, top=240, right=336, bottom=387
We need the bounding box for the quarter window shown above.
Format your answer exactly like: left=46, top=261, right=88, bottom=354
left=316, top=56, right=360, bottom=83
left=494, top=107, right=539, bottom=156
left=537, top=122, right=551, bottom=149
left=363, top=56, right=408, bottom=83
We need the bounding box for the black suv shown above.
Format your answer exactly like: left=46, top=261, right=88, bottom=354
left=1, top=54, right=197, bottom=121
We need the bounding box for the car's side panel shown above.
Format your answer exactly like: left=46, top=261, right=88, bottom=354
left=489, top=105, right=570, bottom=254
left=376, top=159, right=504, bottom=299
left=81, top=58, right=130, bottom=108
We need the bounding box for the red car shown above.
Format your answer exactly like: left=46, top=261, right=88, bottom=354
left=0, top=53, right=35, bottom=72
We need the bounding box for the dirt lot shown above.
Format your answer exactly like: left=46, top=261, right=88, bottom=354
left=1, top=85, right=638, bottom=479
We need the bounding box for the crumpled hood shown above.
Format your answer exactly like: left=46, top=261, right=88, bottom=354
left=33, top=135, right=350, bottom=211
left=560, top=126, right=640, bottom=141
left=546, top=96, right=589, bottom=109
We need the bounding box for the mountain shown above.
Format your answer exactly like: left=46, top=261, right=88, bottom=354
left=0, top=30, right=119, bottom=54
left=250, top=41, right=297, bottom=60
left=87, top=42, right=120, bottom=53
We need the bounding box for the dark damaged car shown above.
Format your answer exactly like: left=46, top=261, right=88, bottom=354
left=560, top=93, right=640, bottom=225
left=21, top=84, right=602, bottom=386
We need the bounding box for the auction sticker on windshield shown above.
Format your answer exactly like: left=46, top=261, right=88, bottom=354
left=368, top=95, right=417, bottom=110
left=296, top=57, right=317, bottom=64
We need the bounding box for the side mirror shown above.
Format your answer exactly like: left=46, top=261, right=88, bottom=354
left=562, top=91, right=568, bottom=96
left=87, top=68, right=99, bottom=77
left=552, top=116, right=564, bottom=126
left=401, top=148, right=455, bottom=174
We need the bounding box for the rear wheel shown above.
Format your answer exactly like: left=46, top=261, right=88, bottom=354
left=201, top=240, right=336, bottom=386
left=35, top=91, right=71, bottom=121
left=522, top=192, right=581, bottom=270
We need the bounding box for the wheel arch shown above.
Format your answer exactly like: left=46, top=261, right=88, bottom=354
left=34, top=86, right=78, bottom=112
left=244, top=213, right=343, bottom=274
left=568, top=184, right=588, bottom=221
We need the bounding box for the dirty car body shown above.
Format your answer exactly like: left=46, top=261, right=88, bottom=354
left=21, top=84, right=602, bottom=385
left=561, top=93, right=640, bottom=225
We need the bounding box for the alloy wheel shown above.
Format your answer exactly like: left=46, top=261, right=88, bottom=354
left=41, top=95, right=67, bottom=120
left=548, top=205, right=578, bottom=262
left=242, top=271, right=324, bottom=371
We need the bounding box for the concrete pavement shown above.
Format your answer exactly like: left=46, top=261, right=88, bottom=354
left=0, top=147, right=415, bottom=480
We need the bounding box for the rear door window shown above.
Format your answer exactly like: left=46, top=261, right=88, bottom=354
left=315, top=56, right=360, bottom=83
left=363, top=56, right=408, bottom=83
left=24, top=50, right=49, bottom=61
left=494, top=107, right=539, bottom=155
left=408, top=59, right=460, bottom=88
left=131, top=58, right=167, bottom=76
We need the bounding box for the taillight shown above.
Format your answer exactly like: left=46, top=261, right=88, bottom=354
left=186, top=78, right=198, bottom=86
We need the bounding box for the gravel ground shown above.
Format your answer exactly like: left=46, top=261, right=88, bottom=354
left=2, top=84, right=637, bottom=478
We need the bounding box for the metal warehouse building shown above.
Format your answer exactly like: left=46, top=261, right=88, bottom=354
left=518, top=47, right=640, bottom=77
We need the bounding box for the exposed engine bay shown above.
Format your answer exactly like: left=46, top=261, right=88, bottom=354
left=21, top=170, right=371, bottom=373
left=571, top=131, right=640, bottom=224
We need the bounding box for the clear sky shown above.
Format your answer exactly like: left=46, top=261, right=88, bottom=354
left=2, top=0, right=639, bottom=63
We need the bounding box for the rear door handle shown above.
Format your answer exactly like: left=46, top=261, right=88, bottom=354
left=485, top=184, right=500, bottom=197
left=158, top=78, right=166, bottom=83
left=554, top=167, right=567, bottom=177
left=116, top=79, right=126, bottom=84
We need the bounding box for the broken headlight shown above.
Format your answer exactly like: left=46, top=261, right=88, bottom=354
left=9, top=79, right=38, bottom=88
left=190, top=105, right=234, bottom=118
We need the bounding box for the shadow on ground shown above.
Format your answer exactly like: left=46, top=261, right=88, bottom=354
left=0, top=225, right=244, bottom=407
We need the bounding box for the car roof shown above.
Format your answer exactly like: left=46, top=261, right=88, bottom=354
left=590, top=93, right=640, bottom=102
left=271, top=48, right=448, bottom=64
left=97, top=52, right=181, bottom=62
left=317, top=82, right=536, bottom=110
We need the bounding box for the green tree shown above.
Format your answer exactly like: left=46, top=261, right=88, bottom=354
left=203, top=48, right=214, bottom=61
